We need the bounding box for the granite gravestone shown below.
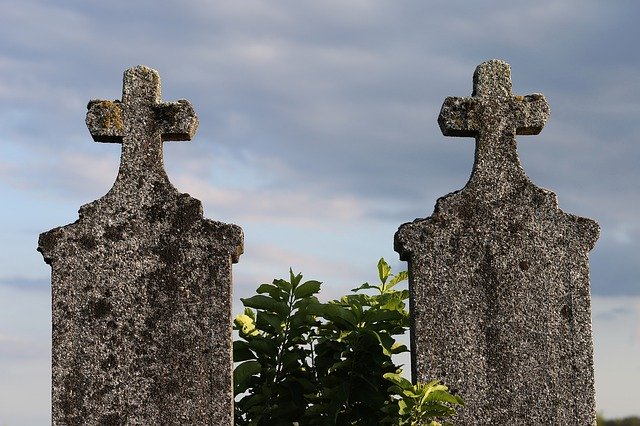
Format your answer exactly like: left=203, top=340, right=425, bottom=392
left=395, top=60, right=599, bottom=425
left=39, top=65, right=243, bottom=425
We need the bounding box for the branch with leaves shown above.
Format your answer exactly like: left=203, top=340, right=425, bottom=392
left=233, top=259, right=463, bottom=425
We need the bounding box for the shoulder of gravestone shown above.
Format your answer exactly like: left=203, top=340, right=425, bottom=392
left=200, top=219, right=245, bottom=263
left=171, top=191, right=244, bottom=262
left=37, top=198, right=113, bottom=264
left=561, top=212, right=600, bottom=251
left=394, top=191, right=461, bottom=260
left=394, top=217, right=436, bottom=261
left=37, top=224, right=72, bottom=265
left=530, top=186, right=600, bottom=251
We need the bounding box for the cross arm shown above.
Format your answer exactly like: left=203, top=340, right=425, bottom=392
left=155, top=100, right=199, bottom=141
left=86, top=100, right=125, bottom=143
left=438, top=97, right=480, bottom=137
left=512, top=94, right=550, bottom=135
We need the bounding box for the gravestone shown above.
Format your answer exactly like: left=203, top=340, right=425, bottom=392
left=38, top=65, right=243, bottom=425
left=395, top=60, right=599, bottom=425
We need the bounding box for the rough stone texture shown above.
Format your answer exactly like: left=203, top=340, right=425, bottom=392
left=38, top=65, right=243, bottom=425
left=395, top=60, right=599, bottom=425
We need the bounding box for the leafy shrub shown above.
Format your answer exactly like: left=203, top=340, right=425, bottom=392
left=384, top=373, right=463, bottom=426
left=233, top=259, right=462, bottom=425
left=598, top=414, right=640, bottom=426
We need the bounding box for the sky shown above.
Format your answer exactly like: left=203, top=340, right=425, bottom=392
left=0, top=0, right=638, bottom=423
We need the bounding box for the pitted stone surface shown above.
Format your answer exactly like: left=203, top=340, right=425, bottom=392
left=39, top=65, right=243, bottom=425
left=395, top=60, right=599, bottom=425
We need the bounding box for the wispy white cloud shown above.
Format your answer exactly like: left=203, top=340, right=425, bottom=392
left=0, top=277, right=49, bottom=292
left=174, top=172, right=369, bottom=226
left=1, top=150, right=118, bottom=199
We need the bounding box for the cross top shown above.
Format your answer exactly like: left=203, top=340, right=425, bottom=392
left=472, top=59, right=512, bottom=97
left=438, top=60, right=550, bottom=186
left=86, top=65, right=198, bottom=189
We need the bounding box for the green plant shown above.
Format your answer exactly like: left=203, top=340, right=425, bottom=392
left=305, top=259, right=410, bottom=424
left=597, top=414, right=640, bottom=426
left=384, top=373, right=464, bottom=425
left=233, top=258, right=463, bottom=425
left=233, top=269, right=320, bottom=423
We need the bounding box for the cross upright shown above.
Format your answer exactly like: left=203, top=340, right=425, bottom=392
left=438, top=59, right=550, bottom=186
left=86, top=65, right=198, bottom=189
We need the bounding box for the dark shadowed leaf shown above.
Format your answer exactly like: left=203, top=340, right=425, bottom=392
left=241, top=295, right=289, bottom=318
left=293, top=280, right=321, bottom=298
left=234, top=360, right=261, bottom=395
left=233, top=340, right=256, bottom=362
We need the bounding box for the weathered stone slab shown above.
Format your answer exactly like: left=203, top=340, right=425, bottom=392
left=395, top=60, right=599, bottom=425
left=38, top=65, right=243, bottom=425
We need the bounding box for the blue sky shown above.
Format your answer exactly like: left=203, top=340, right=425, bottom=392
left=1, top=1, right=639, bottom=423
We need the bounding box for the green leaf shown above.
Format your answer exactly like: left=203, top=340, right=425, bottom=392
left=248, top=338, right=278, bottom=359
left=256, top=283, right=278, bottom=294
left=380, top=297, right=406, bottom=313
left=289, top=268, right=303, bottom=288
left=383, top=372, right=413, bottom=390
left=256, top=311, right=283, bottom=334
left=363, top=308, right=403, bottom=325
left=243, top=307, right=256, bottom=321
left=274, top=277, right=292, bottom=294
left=293, top=280, right=321, bottom=298
left=233, top=340, right=256, bottom=362
left=241, top=295, right=289, bottom=318
left=398, top=399, right=411, bottom=415
left=293, top=295, right=320, bottom=311
left=233, top=360, right=261, bottom=395
left=387, top=270, right=408, bottom=290
left=390, top=342, right=409, bottom=354
left=232, top=262, right=461, bottom=425
left=418, top=404, right=455, bottom=417
left=235, top=314, right=259, bottom=337
left=351, top=282, right=378, bottom=292
left=378, top=258, right=392, bottom=284
left=256, top=283, right=286, bottom=301
left=309, top=303, right=357, bottom=328
left=238, top=392, right=266, bottom=410
left=426, top=389, right=464, bottom=406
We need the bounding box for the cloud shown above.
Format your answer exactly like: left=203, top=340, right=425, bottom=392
left=0, top=277, right=49, bottom=292
left=0, top=333, right=48, bottom=360
left=0, top=148, right=119, bottom=201
left=173, top=170, right=371, bottom=227
left=590, top=230, right=640, bottom=297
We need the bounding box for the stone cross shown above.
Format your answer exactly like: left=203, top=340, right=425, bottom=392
left=86, top=66, right=197, bottom=189
left=438, top=59, right=550, bottom=191
left=395, top=60, right=599, bottom=425
left=39, top=65, right=243, bottom=425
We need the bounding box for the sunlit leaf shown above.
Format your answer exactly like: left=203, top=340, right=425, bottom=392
left=387, top=270, right=408, bottom=290
left=235, top=314, right=259, bottom=337
left=378, top=258, right=392, bottom=284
